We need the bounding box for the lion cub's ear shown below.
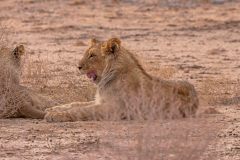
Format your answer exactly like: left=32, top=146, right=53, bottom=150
left=90, top=38, right=99, bottom=46
left=12, top=45, right=25, bottom=59
left=102, top=38, right=121, bottom=56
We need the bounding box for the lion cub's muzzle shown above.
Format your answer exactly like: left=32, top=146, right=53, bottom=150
left=77, top=65, right=98, bottom=82
left=77, top=65, right=86, bottom=76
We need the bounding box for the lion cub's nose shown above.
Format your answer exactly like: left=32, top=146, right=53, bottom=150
left=78, top=66, right=82, bottom=70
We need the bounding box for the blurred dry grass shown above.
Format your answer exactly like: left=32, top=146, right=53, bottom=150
left=21, top=53, right=96, bottom=104
left=98, top=119, right=216, bottom=160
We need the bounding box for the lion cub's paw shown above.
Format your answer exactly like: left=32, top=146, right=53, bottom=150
left=44, top=111, right=72, bottom=122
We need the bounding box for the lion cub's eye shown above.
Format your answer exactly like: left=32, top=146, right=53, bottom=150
left=89, top=54, right=96, bottom=59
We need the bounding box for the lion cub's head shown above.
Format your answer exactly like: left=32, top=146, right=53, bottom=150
left=0, top=45, right=25, bottom=86
left=78, top=38, right=121, bottom=83
left=0, top=44, right=25, bottom=67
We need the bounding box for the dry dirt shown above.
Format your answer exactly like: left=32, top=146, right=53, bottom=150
left=0, top=0, right=240, bottom=159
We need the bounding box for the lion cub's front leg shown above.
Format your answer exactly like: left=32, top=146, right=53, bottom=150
left=45, top=102, right=105, bottom=122
left=45, top=101, right=95, bottom=112
left=44, top=111, right=73, bottom=122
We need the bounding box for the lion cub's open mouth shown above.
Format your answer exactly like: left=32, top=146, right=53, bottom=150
left=87, top=71, right=97, bottom=81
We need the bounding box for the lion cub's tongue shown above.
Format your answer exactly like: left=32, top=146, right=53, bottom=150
left=87, top=71, right=97, bottom=81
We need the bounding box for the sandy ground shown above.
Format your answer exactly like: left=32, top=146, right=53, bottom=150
left=0, top=0, right=240, bottom=159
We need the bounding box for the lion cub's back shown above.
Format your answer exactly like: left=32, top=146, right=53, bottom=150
left=156, top=79, right=199, bottom=118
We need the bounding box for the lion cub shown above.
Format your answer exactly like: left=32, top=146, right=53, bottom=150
left=0, top=45, right=57, bottom=119
left=45, top=38, right=199, bottom=122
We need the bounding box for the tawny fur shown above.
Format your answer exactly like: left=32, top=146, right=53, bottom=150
left=0, top=45, right=57, bottom=119
left=45, top=38, right=199, bottom=122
